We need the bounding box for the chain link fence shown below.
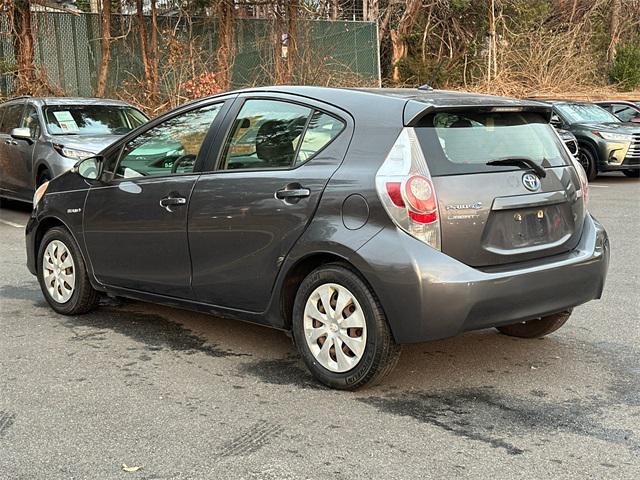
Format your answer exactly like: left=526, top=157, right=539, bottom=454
left=0, top=12, right=380, bottom=101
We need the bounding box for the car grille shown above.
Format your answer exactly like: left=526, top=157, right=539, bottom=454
left=565, top=139, right=578, bottom=155
left=625, top=133, right=640, bottom=165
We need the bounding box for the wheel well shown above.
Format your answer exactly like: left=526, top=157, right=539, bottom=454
left=34, top=217, right=66, bottom=265
left=35, top=164, right=50, bottom=183
left=280, top=252, right=364, bottom=330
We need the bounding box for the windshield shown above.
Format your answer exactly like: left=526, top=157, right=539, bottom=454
left=44, top=105, right=148, bottom=135
left=554, top=103, right=620, bottom=124
left=414, top=111, right=570, bottom=176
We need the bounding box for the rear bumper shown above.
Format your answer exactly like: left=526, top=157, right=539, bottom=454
left=356, top=214, right=609, bottom=344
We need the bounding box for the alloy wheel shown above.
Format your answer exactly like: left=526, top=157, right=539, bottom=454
left=303, top=283, right=367, bottom=373
left=42, top=239, right=76, bottom=303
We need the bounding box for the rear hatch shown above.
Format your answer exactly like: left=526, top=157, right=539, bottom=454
left=413, top=109, right=585, bottom=267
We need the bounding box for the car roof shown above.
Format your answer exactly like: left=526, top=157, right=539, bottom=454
left=234, top=86, right=552, bottom=126
left=246, top=85, right=548, bottom=108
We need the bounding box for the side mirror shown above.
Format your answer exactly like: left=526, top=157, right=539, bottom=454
left=550, top=114, right=562, bottom=127
left=11, top=127, right=34, bottom=144
left=74, top=156, right=104, bottom=181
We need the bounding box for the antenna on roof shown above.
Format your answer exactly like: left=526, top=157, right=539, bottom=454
left=417, top=84, right=433, bottom=91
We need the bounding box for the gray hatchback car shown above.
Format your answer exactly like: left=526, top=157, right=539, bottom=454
left=25, top=87, right=610, bottom=389
left=0, top=96, right=147, bottom=203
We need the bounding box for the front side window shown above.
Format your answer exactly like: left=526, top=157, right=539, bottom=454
left=21, top=105, right=41, bottom=138
left=44, top=105, right=147, bottom=135
left=114, top=103, right=222, bottom=179
left=220, top=99, right=345, bottom=170
left=554, top=103, right=620, bottom=124
left=0, top=103, right=24, bottom=134
left=414, top=111, right=570, bottom=176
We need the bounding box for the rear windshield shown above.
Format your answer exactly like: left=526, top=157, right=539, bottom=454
left=44, top=105, right=148, bottom=135
left=414, top=111, right=570, bottom=176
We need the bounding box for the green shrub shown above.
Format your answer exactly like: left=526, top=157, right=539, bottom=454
left=609, top=43, right=640, bottom=90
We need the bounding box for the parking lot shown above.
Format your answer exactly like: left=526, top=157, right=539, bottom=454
left=0, top=174, right=638, bottom=479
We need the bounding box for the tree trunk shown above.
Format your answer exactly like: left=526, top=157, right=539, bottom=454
left=13, top=0, right=36, bottom=94
left=95, top=0, right=111, bottom=97
left=390, top=0, right=421, bottom=83
left=285, top=0, right=298, bottom=84
left=216, top=0, right=235, bottom=91
left=607, top=0, right=621, bottom=64
left=136, top=0, right=152, bottom=92
left=149, top=0, right=159, bottom=101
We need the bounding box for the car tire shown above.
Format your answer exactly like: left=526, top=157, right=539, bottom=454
left=292, top=263, right=401, bottom=390
left=623, top=169, right=640, bottom=178
left=37, top=170, right=51, bottom=187
left=495, top=310, right=572, bottom=338
left=578, top=147, right=598, bottom=181
left=37, top=226, right=99, bottom=315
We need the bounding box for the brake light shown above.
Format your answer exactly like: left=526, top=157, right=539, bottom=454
left=570, top=155, right=589, bottom=205
left=376, top=128, right=441, bottom=250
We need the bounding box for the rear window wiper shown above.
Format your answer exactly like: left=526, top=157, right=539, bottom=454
left=486, top=157, right=547, bottom=178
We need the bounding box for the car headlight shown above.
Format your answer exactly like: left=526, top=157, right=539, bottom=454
left=53, top=144, right=94, bottom=160
left=594, top=131, right=633, bottom=142
left=33, top=181, right=49, bottom=206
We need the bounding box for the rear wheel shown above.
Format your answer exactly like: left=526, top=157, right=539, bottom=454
left=496, top=310, right=572, bottom=338
left=623, top=169, right=640, bottom=178
left=292, top=264, right=401, bottom=390
left=578, top=147, right=598, bottom=181
left=37, top=227, right=99, bottom=315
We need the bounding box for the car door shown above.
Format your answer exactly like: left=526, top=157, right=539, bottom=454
left=10, top=103, right=41, bottom=200
left=188, top=95, right=353, bottom=312
left=0, top=101, right=26, bottom=198
left=83, top=99, right=230, bottom=297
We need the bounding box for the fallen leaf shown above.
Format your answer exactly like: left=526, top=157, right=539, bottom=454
left=122, top=464, right=142, bottom=473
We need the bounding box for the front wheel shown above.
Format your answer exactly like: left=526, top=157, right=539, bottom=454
left=578, top=148, right=598, bottom=182
left=623, top=169, right=640, bottom=178
left=496, top=310, right=572, bottom=338
left=37, top=227, right=99, bottom=315
left=292, top=264, right=401, bottom=390
left=37, top=170, right=51, bottom=187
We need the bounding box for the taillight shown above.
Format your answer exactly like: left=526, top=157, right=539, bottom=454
left=570, top=155, right=589, bottom=205
left=375, top=128, right=441, bottom=250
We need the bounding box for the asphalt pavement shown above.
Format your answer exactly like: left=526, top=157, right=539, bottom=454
left=0, top=173, right=638, bottom=479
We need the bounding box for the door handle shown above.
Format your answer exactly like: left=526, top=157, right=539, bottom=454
left=159, top=195, right=187, bottom=212
left=275, top=187, right=310, bottom=200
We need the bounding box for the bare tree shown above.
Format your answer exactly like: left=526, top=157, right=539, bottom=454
left=608, top=0, right=621, bottom=64
left=95, top=0, right=111, bottom=97
left=390, top=0, right=421, bottom=83
left=12, top=0, right=37, bottom=94
left=216, top=0, right=236, bottom=91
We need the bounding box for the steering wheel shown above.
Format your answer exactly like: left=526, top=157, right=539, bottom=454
left=171, top=154, right=197, bottom=174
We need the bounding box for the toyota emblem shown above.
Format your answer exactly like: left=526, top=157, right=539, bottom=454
left=522, top=173, right=541, bottom=192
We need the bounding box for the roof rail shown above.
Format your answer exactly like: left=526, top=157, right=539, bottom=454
left=417, top=84, right=433, bottom=91
left=1, top=95, right=31, bottom=103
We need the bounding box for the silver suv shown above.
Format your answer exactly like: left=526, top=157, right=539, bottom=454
left=0, top=96, right=147, bottom=203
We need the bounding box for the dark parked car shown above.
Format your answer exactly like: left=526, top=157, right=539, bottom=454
left=544, top=100, right=640, bottom=180
left=595, top=100, right=640, bottom=124
left=0, top=96, right=148, bottom=203
left=26, top=87, right=609, bottom=389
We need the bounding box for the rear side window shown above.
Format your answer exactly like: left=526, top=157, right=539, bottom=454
left=219, top=99, right=344, bottom=170
left=414, top=111, right=570, bottom=176
left=0, top=103, right=24, bottom=134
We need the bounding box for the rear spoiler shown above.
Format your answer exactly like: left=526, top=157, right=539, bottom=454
left=403, top=100, right=553, bottom=127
